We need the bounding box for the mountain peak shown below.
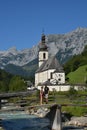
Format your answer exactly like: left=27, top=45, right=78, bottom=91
left=75, top=27, right=87, bottom=32
left=8, top=46, right=17, bottom=52
left=0, top=27, right=87, bottom=77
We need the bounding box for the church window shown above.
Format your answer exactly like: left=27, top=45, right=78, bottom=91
left=59, top=74, right=61, bottom=76
left=59, top=74, right=62, bottom=77
left=58, top=78, right=61, bottom=81
left=50, top=72, right=53, bottom=79
left=43, top=53, right=46, bottom=59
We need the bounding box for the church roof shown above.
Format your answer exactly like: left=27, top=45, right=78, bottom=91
left=36, top=56, right=64, bottom=73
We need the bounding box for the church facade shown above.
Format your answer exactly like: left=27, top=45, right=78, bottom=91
left=35, top=34, right=65, bottom=91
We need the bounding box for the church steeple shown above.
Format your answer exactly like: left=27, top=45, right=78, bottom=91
left=39, top=33, right=48, bottom=51
left=38, top=34, right=48, bottom=67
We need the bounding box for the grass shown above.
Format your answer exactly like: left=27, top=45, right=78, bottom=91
left=48, top=91, right=87, bottom=116
left=28, top=91, right=87, bottom=116
left=8, top=90, right=87, bottom=117
left=62, top=106, right=87, bottom=116
left=67, top=65, right=87, bottom=84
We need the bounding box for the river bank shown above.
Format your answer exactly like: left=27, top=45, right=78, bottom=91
left=0, top=104, right=87, bottom=130
left=26, top=104, right=87, bottom=129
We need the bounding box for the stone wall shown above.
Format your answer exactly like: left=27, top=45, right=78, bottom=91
left=37, top=84, right=86, bottom=91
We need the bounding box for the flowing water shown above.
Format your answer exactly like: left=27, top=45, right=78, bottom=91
left=0, top=110, right=85, bottom=130
left=0, top=111, right=50, bottom=130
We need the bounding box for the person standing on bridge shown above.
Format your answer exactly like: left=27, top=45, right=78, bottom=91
left=40, top=86, right=44, bottom=105
left=44, top=85, right=49, bottom=104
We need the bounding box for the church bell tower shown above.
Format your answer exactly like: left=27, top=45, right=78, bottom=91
left=39, top=34, right=48, bottom=67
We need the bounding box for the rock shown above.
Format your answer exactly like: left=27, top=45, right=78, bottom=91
left=65, top=116, right=87, bottom=127
left=34, top=107, right=49, bottom=117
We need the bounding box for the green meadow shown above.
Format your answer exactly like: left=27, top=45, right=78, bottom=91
left=67, top=65, right=87, bottom=84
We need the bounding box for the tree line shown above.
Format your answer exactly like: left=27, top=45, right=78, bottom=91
left=0, top=69, right=28, bottom=93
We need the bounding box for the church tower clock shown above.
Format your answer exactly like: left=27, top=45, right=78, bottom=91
left=39, top=34, right=48, bottom=67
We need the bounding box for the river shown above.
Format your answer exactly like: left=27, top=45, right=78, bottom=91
left=0, top=111, right=85, bottom=130
left=0, top=111, right=50, bottom=130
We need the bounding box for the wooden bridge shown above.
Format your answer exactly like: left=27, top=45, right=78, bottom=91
left=0, top=90, right=87, bottom=130
left=0, top=90, right=35, bottom=99
left=0, top=90, right=36, bottom=109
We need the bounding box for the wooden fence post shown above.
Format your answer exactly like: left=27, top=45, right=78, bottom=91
left=0, top=99, right=1, bottom=109
left=52, top=105, right=62, bottom=130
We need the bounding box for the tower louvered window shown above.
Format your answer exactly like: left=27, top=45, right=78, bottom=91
left=43, top=53, right=46, bottom=59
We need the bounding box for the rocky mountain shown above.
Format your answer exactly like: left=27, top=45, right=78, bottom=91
left=0, top=27, right=87, bottom=77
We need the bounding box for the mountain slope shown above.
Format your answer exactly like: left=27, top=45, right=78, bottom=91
left=4, top=58, right=38, bottom=77
left=0, top=27, right=87, bottom=77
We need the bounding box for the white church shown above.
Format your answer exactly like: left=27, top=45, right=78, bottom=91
left=35, top=34, right=69, bottom=91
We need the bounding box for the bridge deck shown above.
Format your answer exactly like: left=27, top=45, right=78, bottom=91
left=0, top=90, right=35, bottom=99
left=0, top=103, right=87, bottom=112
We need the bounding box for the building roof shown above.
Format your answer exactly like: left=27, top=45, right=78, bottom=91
left=41, top=79, right=53, bottom=85
left=36, top=56, right=64, bottom=73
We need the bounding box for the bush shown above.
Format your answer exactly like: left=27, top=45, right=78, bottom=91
left=67, top=86, right=78, bottom=99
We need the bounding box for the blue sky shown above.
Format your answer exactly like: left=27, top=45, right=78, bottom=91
left=0, top=0, right=87, bottom=50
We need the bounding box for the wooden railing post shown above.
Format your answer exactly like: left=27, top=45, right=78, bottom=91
left=52, top=105, right=62, bottom=130
left=57, top=105, right=62, bottom=130
left=0, top=99, right=1, bottom=109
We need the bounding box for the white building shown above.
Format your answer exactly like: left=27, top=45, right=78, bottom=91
left=35, top=34, right=65, bottom=91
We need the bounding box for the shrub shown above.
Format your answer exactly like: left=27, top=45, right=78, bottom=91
left=67, top=86, right=78, bottom=99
